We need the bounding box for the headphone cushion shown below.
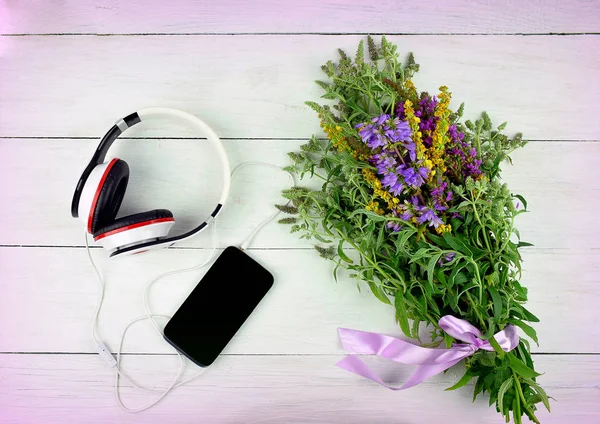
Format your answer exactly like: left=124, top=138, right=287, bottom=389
left=91, top=159, right=130, bottom=234
left=93, top=209, right=174, bottom=239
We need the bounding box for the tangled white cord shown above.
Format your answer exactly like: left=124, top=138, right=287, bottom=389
left=85, top=162, right=294, bottom=412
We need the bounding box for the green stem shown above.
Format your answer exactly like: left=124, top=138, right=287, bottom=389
left=471, top=200, right=493, bottom=253
left=463, top=256, right=484, bottom=306
left=465, top=291, right=486, bottom=328
left=334, top=228, right=405, bottom=291
left=512, top=372, right=540, bottom=424
left=333, top=228, right=443, bottom=331
left=311, top=172, right=327, bottom=181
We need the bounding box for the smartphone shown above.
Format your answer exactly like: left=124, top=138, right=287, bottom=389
left=163, top=246, right=274, bottom=367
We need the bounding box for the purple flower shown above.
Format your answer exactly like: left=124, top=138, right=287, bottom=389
left=387, top=221, right=402, bottom=232
left=372, top=114, right=390, bottom=126
left=434, top=201, right=447, bottom=212
left=410, top=196, right=420, bottom=206
left=381, top=172, right=398, bottom=188
left=357, top=124, right=374, bottom=140
left=385, top=119, right=412, bottom=143
left=446, top=191, right=453, bottom=202
left=357, top=124, right=388, bottom=149
left=374, top=152, right=397, bottom=174
left=417, top=208, right=444, bottom=228
left=403, top=141, right=417, bottom=161
left=396, top=103, right=406, bottom=118
left=438, top=252, right=456, bottom=266
left=388, top=180, right=404, bottom=196
left=400, top=210, right=413, bottom=221
left=431, top=182, right=448, bottom=199
left=357, top=115, right=413, bottom=151
left=448, top=124, right=458, bottom=139
left=367, top=134, right=387, bottom=149
left=451, top=212, right=463, bottom=219
left=398, top=165, right=429, bottom=187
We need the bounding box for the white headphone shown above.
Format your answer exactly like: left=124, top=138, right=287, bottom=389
left=71, top=107, right=231, bottom=257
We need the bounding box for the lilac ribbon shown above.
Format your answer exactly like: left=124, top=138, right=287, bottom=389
left=336, top=315, right=519, bottom=390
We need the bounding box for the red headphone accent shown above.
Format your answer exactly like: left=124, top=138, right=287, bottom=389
left=87, top=158, right=119, bottom=233
left=94, top=217, right=175, bottom=241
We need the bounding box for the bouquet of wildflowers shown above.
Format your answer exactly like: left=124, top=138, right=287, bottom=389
left=279, top=37, right=549, bottom=423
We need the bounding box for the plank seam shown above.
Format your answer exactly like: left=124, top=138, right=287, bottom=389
left=1, top=352, right=597, bottom=356
left=2, top=32, right=600, bottom=37
left=0, top=245, right=576, bottom=252
left=2, top=137, right=599, bottom=143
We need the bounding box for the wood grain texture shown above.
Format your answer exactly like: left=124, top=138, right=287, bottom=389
left=1, top=247, right=598, bottom=354
left=2, top=0, right=600, bottom=35
left=1, top=354, right=598, bottom=424
left=1, top=36, right=599, bottom=140
left=1, top=138, right=598, bottom=250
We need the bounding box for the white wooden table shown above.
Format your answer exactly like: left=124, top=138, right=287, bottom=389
left=1, top=2, right=599, bottom=423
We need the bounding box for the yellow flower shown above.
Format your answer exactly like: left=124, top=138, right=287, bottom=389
left=404, top=100, right=426, bottom=161
left=435, top=224, right=452, bottom=235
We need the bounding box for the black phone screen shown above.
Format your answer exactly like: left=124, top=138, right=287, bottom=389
left=163, top=246, right=273, bottom=367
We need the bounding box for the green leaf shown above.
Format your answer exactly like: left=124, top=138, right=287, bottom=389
left=488, top=286, right=503, bottom=323
left=368, top=281, right=391, bottom=305
left=376, top=222, right=385, bottom=249
left=508, top=319, right=539, bottom=345
left=517, top=241, right=534, bottom=248
left=507, top=352, right=542, bottom=378
left=513, top=194, right=528, bottom=210
left=523, top=377, right=551, bottom=412
left=314, top=233, right=332, bottom=243
left=426, top=254, right=442, bottom=285
left=337, top=240, right=353, bottom=264
left=435, top=267, right=448, bottom=288
left=427, top=233, right=452, bottom=249
left=410, top=247, right=430, bottom=263
left=479, top=351, right=496, bottom=367
left=487, top=332, right=505, bottom=358
left=497, top=377, right=514, bottom=414
left=454, top=272, right=469, bottom=286
left=445, top=371, right=474, bottom=391
left=411, top=318, right=421, bottom=339
left=395, top=229, right=416, bottom=254
left=443, top=332, right=453, bottom=348
left=448, top=261, right=466, bottom=288
left=442, top=233, right=473, bottom=256
left=348, top=208, right=386, bottom=221
left=394, top=290, right=411, bottom=337
left=518, top=306, right=540, bottom=323
left=513, top=280, right=528, bottom=302
left=473, top=375, right=485, bottom=401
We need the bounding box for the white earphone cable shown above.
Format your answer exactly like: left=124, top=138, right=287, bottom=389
left=232, top=162, right=294, bottom=250
left=85, top=162, right=294, bottom=412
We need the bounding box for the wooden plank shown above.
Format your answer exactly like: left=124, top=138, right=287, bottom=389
left=1, top=36, right=599, bottom=140
left=2, top=0, right=600, bottom=35
left=0, top=247, right=597, bottom=354
left=0, top=139, right=598, bottom=250
left=0, top=353, right=597, bottom=423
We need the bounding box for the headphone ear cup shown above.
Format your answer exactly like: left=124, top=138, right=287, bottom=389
left=88, top=159, right=130, bottom=234
left=93, top=209, right=174, bottom=254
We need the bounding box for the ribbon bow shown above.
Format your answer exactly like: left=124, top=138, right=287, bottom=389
left=336, top=315, right=519, bottom=390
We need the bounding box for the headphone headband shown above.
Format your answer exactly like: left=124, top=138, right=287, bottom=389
left=71, top=108, right=231, bottom=256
